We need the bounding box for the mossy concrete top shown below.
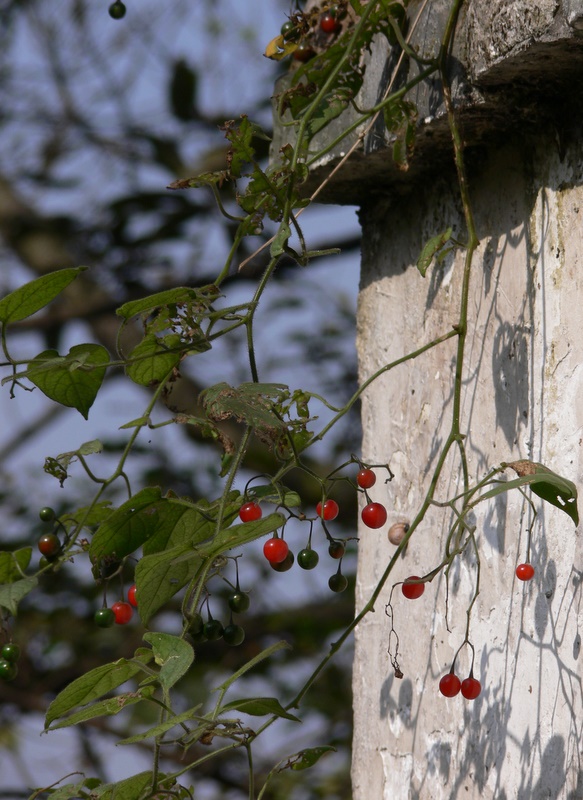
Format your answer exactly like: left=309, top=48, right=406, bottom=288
left=270, top=0, right=583, bottom=205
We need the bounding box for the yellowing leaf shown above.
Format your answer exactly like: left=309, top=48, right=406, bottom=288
left=265, top=34, right=298, bottom=60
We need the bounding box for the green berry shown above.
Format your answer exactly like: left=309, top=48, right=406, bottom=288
left=39, top=507, right=55, bottom=522
left=0, top=659, right=18, bottom=681
left=108, top=1, right=126, bottom=19
left=1, top=643, right=20, bottom=662
left=228, top=591, right=250, bottom=613
left=188, top=613, right=204, bottom=636
left=297, top=548, right=319, bottom=570
left=270, top=551, right=294, bottom=572
left=203, top=619, right=224, bottom=641
left=223, top=624, right=245, bottom=646
left=328, top=573, right=348, bottom=593
left=281, top=19, right=300, bottom=41
left=94, top=608, right=115, bottom=628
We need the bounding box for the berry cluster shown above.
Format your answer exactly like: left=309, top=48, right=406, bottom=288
left=0, top=642, right=20, bottom=682
left=94, top=584, right=138, bottom=627
left=279, top=3, right=347, bottom=63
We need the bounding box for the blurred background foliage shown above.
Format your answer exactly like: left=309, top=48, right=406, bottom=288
left=0, top=1, right=363, bottom=797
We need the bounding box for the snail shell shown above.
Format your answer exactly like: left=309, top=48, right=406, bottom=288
left=388, top=522, right=410, bottom=545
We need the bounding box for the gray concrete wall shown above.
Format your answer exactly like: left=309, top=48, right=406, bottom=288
left=353, top=131, right=583, bottom=799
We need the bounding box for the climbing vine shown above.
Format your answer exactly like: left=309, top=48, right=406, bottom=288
left=0, top=1, right=578, bottom=798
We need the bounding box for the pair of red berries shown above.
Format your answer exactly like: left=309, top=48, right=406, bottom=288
left=239, top=502, right=290, bottom=565
left=439, top=672, right=481, bottom=700
left=356, top=469, right=388, bottom=528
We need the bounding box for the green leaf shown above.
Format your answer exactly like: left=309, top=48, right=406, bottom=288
left=305, top=94, right=350, bottom=139
left=246, top=484, right=301, bottom=508
left=481, top=461, right=579, bottom=525
left=0, top=576, right=37, bottom=615
left=290, top=745, right=336, bottom=770
left=143, top=633, right=194, bottom=691
left=47, top=687, right=155, bottom=731
left=119, top=415, right=151, bottom=429
left=135, top=545, right=201, bottom=625
left=45, top=650, right=153, bottom=729
left=42, top=778, right=102, bottom=799
left=117, top=704, right=203, bottom=745
left=220, top=696, right=300, bottom=722
left=0, top=548, right=32, bottom=583
left=125, top=333, right=182, bottom=386
left=135, top=495, right=258, bottom=623
left=270, top=222, right=291, bottom=258
left=0, top=267, right=85, bottom=324
left=60, top=500, right=112, bottom=530
left=116, top=286, right=220, bottom=321
left=26, top=344, right=109, bottom=418
left=417, top=228, right=453, bottom=277
left=88, top=772, right=165, bottom=800
left=214, top=641, right=291, bottom=695
left=89, top=488, right=163, bottom=568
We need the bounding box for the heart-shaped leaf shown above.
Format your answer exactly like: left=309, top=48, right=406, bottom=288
left=27, top=343, right=109, bottom=418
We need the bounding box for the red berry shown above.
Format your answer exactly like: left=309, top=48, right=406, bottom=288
left=461, top=676, right=481, bottom=700
left=516, top=563, right=535, bottom=581
left=320, top=13, right=339, bottom=33
left=263, top=537, right=289, bottom=564
left=328, top=541, right=345, bottom=559
left=293, top=43, right=315, bottom=62
left=356, top=469, right=376, bottom=489
left=127, top=584, right=138, bottom=608
left=439, top=672, right=461, bottom=697
left=239, top=501, right=262, bottom=523
left=111, top=601, right=133, bottom=625
left=361, top=502, right=387, bottom=529
left=401, top=576, right=425, bottom=600
left=316, top=499, right=339, bottom=521
left=38, top=533, right=61, bottom=558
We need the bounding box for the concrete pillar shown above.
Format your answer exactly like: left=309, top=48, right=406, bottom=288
left=272, top=1, right=583, bottom=796
left=354, top=132, right=583, bottom=800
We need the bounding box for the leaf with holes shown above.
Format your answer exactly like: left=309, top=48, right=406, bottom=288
left=481, top=461, right=579, bottom=525
left=289, top=745, right=337, bottom=771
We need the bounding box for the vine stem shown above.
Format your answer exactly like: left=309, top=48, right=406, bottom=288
left=259, top=0, right=481, bottom=724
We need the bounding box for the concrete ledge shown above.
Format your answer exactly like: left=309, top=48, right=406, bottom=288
left=270, top=0, right=583, bottom=204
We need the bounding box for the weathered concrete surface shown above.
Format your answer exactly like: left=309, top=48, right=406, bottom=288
left=271, top=0, right=583, bottom=204
left=352, top=130, right=583, bottom=799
